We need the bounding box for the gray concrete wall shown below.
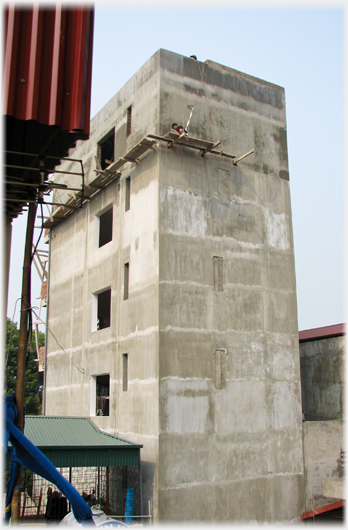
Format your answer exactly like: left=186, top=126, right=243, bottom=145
left=46, top=51, right=162, bottom=517
left=300, top=335, right=345, bottom=421
left=157, top=50, right=304, bottom=522
left=303, top=420, right=344, bottom=511
left=50, top=51, right=161, bottom=202
left=45, top=49, right=304, bottom=523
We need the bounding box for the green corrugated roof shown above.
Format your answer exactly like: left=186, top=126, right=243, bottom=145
left=24, top=416, right=141, bottom=448
left=7, top=416, right=142, bottom=468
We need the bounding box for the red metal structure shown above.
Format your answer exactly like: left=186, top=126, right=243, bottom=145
left=301, top=500, right=345, bottom=521
left=4, top=5, right=94, bottom=219
left=299, top=323, right=346, bottom=343
left=3, top=6, right=94, bottom=521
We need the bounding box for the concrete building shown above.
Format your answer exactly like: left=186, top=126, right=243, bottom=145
left=300, top=324, right=345, bottom=517
left=44, top=49, right=304, bottom=523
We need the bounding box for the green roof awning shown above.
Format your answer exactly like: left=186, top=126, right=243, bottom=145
left=6, top=416, right=142, bottom=469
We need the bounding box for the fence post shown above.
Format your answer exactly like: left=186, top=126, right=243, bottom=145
left=37, top=487, right=43, bottom=516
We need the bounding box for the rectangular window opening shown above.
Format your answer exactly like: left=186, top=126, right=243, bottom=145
left=213, top=256, right=224, bottom=291
left=96, top=374, right=109, bottom=416
left=125, top=177, right=131, bottom=212
left=97, top=288, right=111, bottom=330
left=97, top=129, right=115, bottom=170
left=126, top=106, right=132, bottom=137
left=124, top=262, right=129, bottom=300
left=98, top=206, right=113, bottom=248
left=123, top=354, right=128, bottom=391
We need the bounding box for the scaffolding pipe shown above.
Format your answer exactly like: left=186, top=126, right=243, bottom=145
left=11, top=200, right=37, bottom=522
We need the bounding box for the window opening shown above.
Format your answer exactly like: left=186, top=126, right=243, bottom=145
left=126, top=106, right=132, bottom=137
left=125, top=177, right=131, bottom=212
left=123, top=354, right=128, bottom=391
left=97, top=289, right=111, bottom=330
left=97, top=130, right=115, bottom=170
left=96, top=374, right=109, bottom=416
left=98, top=206, right=113, bottom=248
left=213, top=256, right=224, bottom=291
left=124, top=263, right=129, bottom=300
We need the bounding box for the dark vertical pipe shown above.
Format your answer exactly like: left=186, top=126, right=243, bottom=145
left=97, top=467, right=100, bottom=503
left=11, top=200, right=37, bottom=522
left=42, top=227, right=51, bottom=415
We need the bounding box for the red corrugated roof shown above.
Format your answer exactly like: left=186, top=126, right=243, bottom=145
left=4, top=5, right=94, bottom=134
left=4, top=5, right=94, bottom=220
left=299, top=323, right=346, bottom=342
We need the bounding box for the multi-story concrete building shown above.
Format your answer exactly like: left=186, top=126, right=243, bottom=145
left=44, top=49, right=304, bottom=522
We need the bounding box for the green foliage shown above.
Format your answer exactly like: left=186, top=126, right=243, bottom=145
left=5, top=318, right=44, bottom=415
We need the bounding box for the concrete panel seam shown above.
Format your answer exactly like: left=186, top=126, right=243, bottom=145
left=84, top=338, right=117, bottom=349
left=46, top=383, right=86, bottom=392
left=160, top=471, right=304, bottom=491
left=159, top=280, right=209, bottom=288
left=118, top=325, right=159, bottom=341
left=159, top=230, right=264, bottom=248
left=160, top=376, right=211, bottom=382
left=128, top=378, right=158, bottom=386
left=117, top=432, right=159, bottom=441
left=160, top=326, right=211, bottom=334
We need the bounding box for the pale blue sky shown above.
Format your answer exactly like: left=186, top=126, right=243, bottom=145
left=7, top=5, right=345, bottom=331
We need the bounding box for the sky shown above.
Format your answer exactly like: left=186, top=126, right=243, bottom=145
left=6, top=3, right=346, bottom=333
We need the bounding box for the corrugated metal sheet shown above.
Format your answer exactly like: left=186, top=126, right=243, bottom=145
left=23, top=416, right=140, bottom=448
left=37, top=448, right=140, bottom=469
left=6, top=416, right=142, bottom=469
left=4, top=5, right=94, bottom=134
left=4, top=5, right=94, bottom=220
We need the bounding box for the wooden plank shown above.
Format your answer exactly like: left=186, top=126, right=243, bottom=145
left=103, top=157, right=128, bottom=172
left=169, top=132, right=186, bottom=147
left=124, top=139, right=157, bottom=161
left=165, top=132, right=215, bottom=150
left=147, top=133, right=171, bottom=143
left=43, top=134, right=249, bottom=231
left=90, top=171, right=120, bottom=189
left=232, top=149, right=255, bottom=165
left=201, top=140, right=221, bottom=157
left=148, top=133, right=237, bottom=158
left=210, top=149, right=236, bottom=159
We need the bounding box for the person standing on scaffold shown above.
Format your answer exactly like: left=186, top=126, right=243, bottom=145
left=171, top=123, right=188, bottom=136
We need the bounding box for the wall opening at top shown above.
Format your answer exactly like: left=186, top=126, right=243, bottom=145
left=123, top=263, right=129, bottom=300
left=126, top=106, right=132, bottom=137
left=125, top=177, right=131, bottom=212
left=97, top=129, right=115, bottom=170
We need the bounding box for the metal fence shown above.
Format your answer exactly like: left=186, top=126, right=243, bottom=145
left=7, top=465, right=143, bottom=523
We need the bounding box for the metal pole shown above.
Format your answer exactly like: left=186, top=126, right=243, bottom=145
left=139, top=458, right=143, bottom=524
left=11, top=200, right=37, bottom=522
left=42, top=228, right=51, bottom=416
left=106, top=467, right=110, bottom=515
